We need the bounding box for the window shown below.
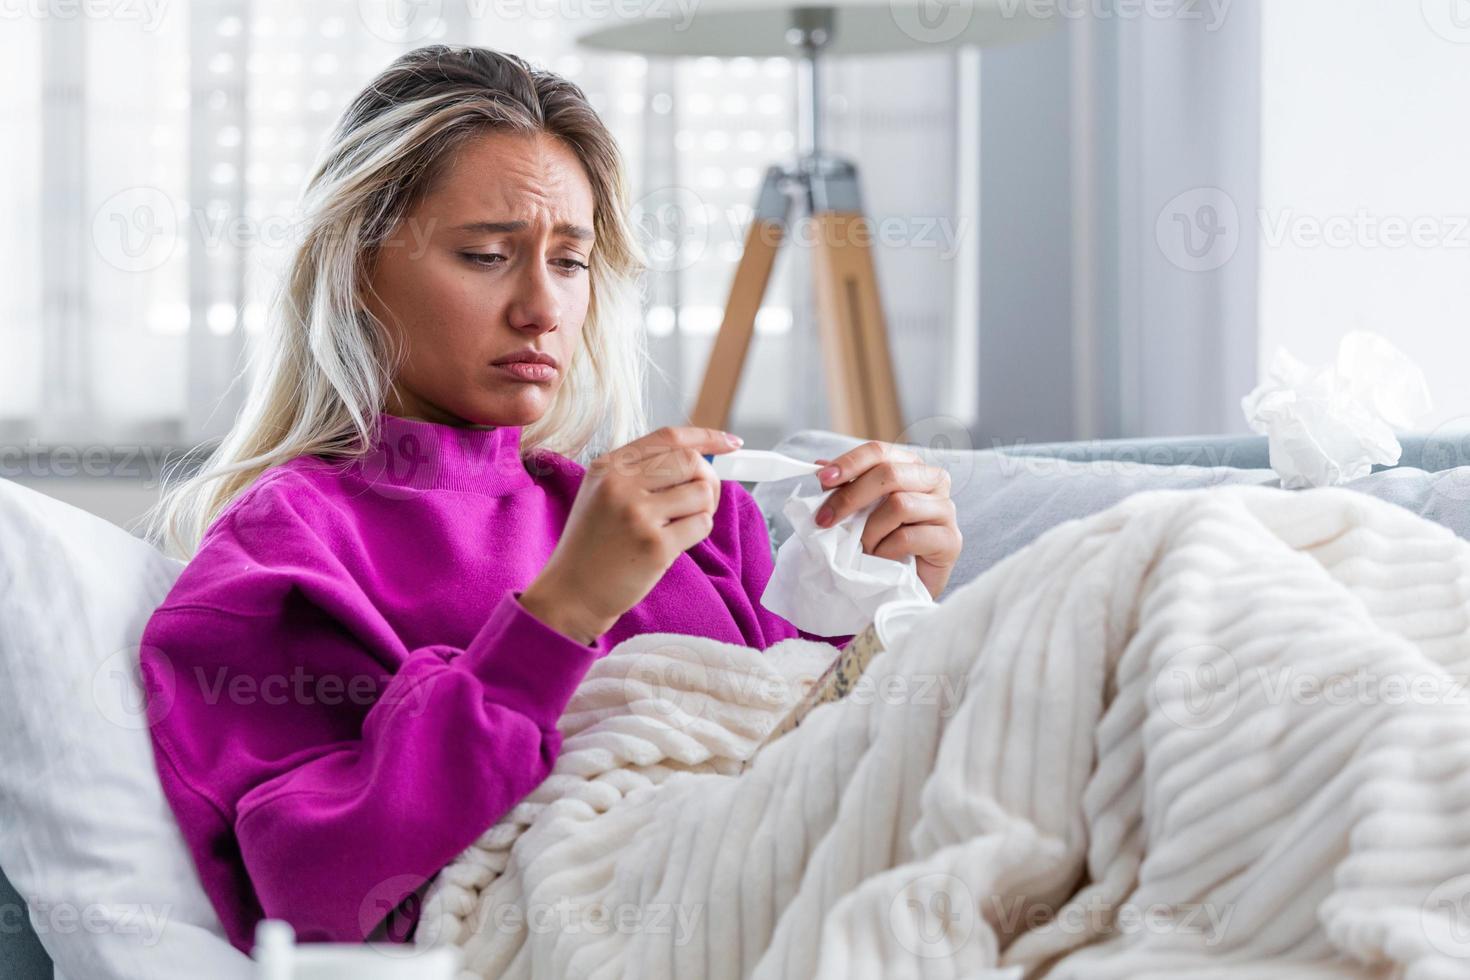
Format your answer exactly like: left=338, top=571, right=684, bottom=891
left=6, top=1, right=964, bottom=450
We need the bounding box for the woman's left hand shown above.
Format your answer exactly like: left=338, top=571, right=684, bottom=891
left=812, top=441, right=963, bottom=601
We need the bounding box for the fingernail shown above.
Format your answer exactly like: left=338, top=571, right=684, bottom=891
left=725, top=432, right=743, bottom=447
left=817, top=466, right=839, bottom=483
left=815, top=505, right=833, bottom=527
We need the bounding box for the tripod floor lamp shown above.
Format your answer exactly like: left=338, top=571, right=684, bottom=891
left=579, top=2, right=1053, bottom=441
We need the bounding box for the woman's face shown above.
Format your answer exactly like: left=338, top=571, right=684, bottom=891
left=365, top=130, right=596, bottom=428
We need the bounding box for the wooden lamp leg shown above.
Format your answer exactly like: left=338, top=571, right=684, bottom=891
left=689, top=159, right=905, bottom=444
left=808, top=164, right=905, bottom=442
left=690, top=165, right=791, bottom=432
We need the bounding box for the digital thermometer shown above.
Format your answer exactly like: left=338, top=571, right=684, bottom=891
left=701, top=448, right=823, bottom=482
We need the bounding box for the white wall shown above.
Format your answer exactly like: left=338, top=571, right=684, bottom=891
left=1260, top=1, right=1470, bottom=431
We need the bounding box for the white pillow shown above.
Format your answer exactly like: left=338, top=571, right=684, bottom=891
left=0, top=479, right=252, bottom=979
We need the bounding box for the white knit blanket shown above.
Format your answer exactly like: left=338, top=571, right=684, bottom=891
left=417, top=485, right=1470, bottom=979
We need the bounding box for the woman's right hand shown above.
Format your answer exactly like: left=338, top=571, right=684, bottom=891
left=518, top=426, right=743, bottom=644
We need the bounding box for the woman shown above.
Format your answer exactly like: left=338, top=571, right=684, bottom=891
left=137, top=44, right=962, bottom=954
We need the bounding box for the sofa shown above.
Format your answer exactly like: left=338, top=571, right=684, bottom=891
left=4, top=429, right=1469, bottom=978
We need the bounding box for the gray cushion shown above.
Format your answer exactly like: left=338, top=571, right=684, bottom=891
left=1332, top=466, right=1470, bottom=539
left=754, top=430, right=1470, bottom=600
left=999, top=431, right=1470, bottom=473
left=753, top=431, right=1279, bottom=599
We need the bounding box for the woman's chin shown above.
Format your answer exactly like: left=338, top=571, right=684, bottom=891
left=472, top=389, right=553, bottom=427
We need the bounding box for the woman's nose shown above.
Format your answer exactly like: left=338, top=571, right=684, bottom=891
left=508, top=260, right=562, bottom=334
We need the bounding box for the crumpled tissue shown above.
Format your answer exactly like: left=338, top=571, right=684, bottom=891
left=760, top=483, right=934, bottom=637
left=1241, top=330, right=1432, bottom=489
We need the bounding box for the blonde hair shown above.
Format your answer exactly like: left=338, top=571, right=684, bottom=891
left=142, top=45, right=651, bottom=560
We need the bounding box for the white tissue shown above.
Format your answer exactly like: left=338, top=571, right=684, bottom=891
left=1241, top=331, right=1432, bottom=489
left=760, top=484, right=934, bottom=637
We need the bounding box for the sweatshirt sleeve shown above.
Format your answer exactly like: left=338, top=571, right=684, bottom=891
left=729, top=482, right=855, bottom=649
left=138, top=479, right=602, bottom=953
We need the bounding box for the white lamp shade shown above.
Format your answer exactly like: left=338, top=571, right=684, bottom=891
left=576, top=0, right=1059, bottom=58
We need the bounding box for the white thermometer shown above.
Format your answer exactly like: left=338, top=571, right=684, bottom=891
left=702, top=447, right=823, bottom=482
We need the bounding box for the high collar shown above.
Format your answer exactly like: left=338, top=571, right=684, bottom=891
left=350, top=411, right=537, bottom=496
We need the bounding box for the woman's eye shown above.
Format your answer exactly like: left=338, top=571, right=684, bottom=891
left=460, top=253, right=587, bottom=274
left=461, top=252, right=504, bottom=268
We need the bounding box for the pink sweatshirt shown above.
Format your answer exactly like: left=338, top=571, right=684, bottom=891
left=139, top=412, right=850, bottom=953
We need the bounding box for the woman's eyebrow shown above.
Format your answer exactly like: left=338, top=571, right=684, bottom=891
left=452, top=219, right=594, bottom=242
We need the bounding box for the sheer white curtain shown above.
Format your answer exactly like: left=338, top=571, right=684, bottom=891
left=976, top=0, right=1262, bottom=444
left=4, top=0, right=966, bottom=451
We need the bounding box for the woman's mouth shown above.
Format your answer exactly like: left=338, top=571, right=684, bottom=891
left=493, top=361, right=558, bottom=382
